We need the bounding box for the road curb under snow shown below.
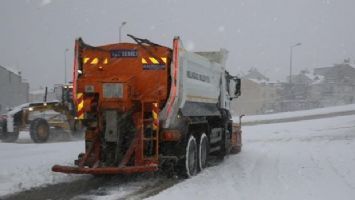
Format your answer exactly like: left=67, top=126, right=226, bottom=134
left=243, top=110, right=355, bottom=126
left=234, top=104, right=355, bottom=126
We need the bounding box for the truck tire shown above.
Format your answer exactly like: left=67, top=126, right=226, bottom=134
left=218, top=126, right=231, bottom=159
left=180, top=135, right=198, bottom=178
left=69, top=120, right=83, bottom=138
left=198, top=133, right=208, bottom=171
left=0, top=131, right=19, bottom=143
left=30, top=118, right=50, bottom=143
left=0, top=121, right=19, bottom=143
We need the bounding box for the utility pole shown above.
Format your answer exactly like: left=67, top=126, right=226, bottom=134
left=64, top=48, right=69, bottom=84
left=119, top=21, right=127, bottom=42
left=289, top=42, right=302, bottom=85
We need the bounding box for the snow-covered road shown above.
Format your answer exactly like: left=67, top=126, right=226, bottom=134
left=1, top=105, right=355, bottom=199
left=0, top=137, right=86, bottom=196
left=149, top=115, right=355, bottom=200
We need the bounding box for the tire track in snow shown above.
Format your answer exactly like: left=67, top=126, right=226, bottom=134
left=2, top=173, right=179, bottom=200
left=325, top=155, right=355, bottom=190
left=116, top=178, right=180, bottom=200
left=247, top=144, right=283, bottom=199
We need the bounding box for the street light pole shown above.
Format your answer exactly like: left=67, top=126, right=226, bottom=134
left=64, top=48, right=69, bottom=84
left=289, top=42, right=302, bottom=84
left=119, top=21, right=127, bottom=42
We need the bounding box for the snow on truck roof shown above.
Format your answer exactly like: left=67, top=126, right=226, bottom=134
left=194, top=49, right=228, bottom=64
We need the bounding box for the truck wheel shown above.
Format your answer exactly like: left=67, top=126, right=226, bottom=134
left=71, top=120, right=84, bottom=138
left=198, top=133, right=208, bottom=171
left=218, top=127, right=231, bottom=159
left=183, top=135, right=198, bottom=177
left=30, top=118, right=50, bottom=143
left=0, top=131, right=19, bottom=143
left=0, top=121, right=19, bottom=143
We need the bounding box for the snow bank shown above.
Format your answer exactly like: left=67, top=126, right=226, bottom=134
left=0, top=136, right=86, bottom=196
left=234, top=103, right=355, bottom=124
left=148, top=114, right=355, bottom=200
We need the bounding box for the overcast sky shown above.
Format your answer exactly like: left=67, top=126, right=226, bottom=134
left=1, top=0, right=354, bottom=89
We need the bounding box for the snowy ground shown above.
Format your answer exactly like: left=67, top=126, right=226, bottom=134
left=149, top=114, right=355, bottom=200
left=1, top=105, right=355, bottom=199
left=0, top=135, right=87, bottom=196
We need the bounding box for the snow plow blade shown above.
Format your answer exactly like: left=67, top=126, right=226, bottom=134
left=52, top=164, right=158, bottom=175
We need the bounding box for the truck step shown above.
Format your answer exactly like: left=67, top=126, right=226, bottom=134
left=143, top=119, right=153, bottom=123
left=209, top=146, right=221, bottom=153
left=143, top=137, right=158, bottom=141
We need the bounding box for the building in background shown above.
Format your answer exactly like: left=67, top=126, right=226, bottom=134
left=237, top=60, right=355, bottom=115
left=232, top=78, right=278, bottom=115
left=275, top=69, right=319, bottom=112
left=0, top=65, right=29, bottom=114
left=311, top=60, right=355, bottom=106
left=278, top=60, right=355, bottom=111
left=232, top=68, right=278, bottom=115
left=242, top=68, right=270, bottom=83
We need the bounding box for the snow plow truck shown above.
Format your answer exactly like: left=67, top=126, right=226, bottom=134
left=52, top=35, right=242, bottom=177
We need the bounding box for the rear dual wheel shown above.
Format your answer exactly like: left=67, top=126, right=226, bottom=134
left=185, top=135, right=198, bottom=177
left=182, top=133, right=209, bottom=178
left=198, top=133, right=208, bottom=171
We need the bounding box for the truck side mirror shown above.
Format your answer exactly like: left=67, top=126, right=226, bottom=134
left=239, top=114, right=245, bottom=125
left=235, top=78, right=241, bottom=97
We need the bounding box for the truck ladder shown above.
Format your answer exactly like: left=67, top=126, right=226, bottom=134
left=141, top=102, right=160, bottom=163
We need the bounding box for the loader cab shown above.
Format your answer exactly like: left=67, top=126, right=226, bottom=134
left=54, top=84, right=75, bottom=115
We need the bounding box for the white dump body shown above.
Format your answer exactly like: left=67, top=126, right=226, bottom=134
left=161, top=37, right=234, bottom=128
left=183, top=51, right=223, bottom=104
